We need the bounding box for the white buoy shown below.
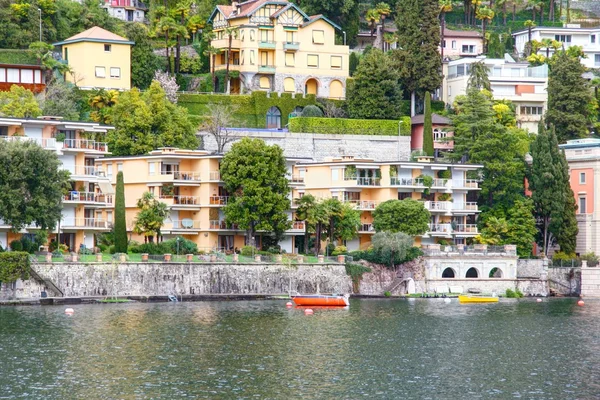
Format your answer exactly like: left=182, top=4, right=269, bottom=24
left=537, top=298, right=543, bottom=303
left=304, top=308, right=314, bottom=315
left=65, top=308, right=74, bottom=315
left=444, top=298, right=451, bottom=303
left=286, top=302, right=293, bottom=308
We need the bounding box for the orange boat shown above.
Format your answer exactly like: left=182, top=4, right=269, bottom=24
left=291, top=294, right=350, bottom=307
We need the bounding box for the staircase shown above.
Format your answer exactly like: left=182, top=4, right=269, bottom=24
left=383, top=277, right=406, bottom=295
left=29, top=257, right=63, bottom=297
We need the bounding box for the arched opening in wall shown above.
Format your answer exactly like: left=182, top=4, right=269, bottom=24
left=266, top=106, right=281, bottom=129
left=466, top=267, right=479, bottom=278
left=259, top=76, right=270, bottom=90
left=329, top=79, right=343, bottom=99
left=442, top=267, right=456, bottom=278
left=489, top=268, right=503, bottom=278
left=305, top=78, right=318, bottom=95
left=284, top=77, right=295, bottom=92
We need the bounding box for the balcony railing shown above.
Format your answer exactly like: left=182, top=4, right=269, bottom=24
left=424, top=201, right=452, bottom=212
left=290, top=221, right=305, bottom=231
left=391, top=177, right=423, bottom=187
left=63, top=191, right=111, bottom=204
left=0, top=136, right=57, bottom=149
left=210, top=171, right=221, bottom=181
left=359, top=223, right=374, bottom=233
left=349, top=200, right=379, bottom=210
left=210, top=220, right=239, bottom=230
left=258, top=65, right=276, bottom=74
left=453, top=180, right=479, bottom=189
left=427, top=223, right=479, bottom=235
left=62, top=217, right=108, bottom=228
left=284, top=42, right=300, bottom=51
left=209, top=196, right=229, bottom=205
left=62, top=139, right=108, bottom=152
left=258, top=41, right=276, bottom=49
left=454, top=202, right=479, bottom=212
left=428, top=223, right=453, bottom=234
left=70, top=165, right=106, bottom=177
left=290, top=175, right=305, bottom=184
left=453, top=224, right=478, bottom=234
left=165, top=220, right=202, bottom=230
left=250, top=15, right=273, bottom=25
left=173, top=195, right=200, bottom=205
left=171, top=171, right=201, bottom=181
left=357, top=177, right=381, bottom=186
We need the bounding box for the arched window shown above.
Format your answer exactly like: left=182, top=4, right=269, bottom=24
left=259, top=76, right=270, bottom=89
left=329, top=79, right=343, bottom=99
left=284, top=77, right=295, bottom=92
left=466, top=267, right=479, bottom=278
left=305, top=78, right=318, bottom=95
left=489, top=268, right=503, bottom=278
left=266, top=106, right=281, bottom=129
left=442, top=268, right=455, bottom=278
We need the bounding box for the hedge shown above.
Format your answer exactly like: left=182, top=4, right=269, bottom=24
left=0, top=252, right=30, bottom=283
left=0, top=49, right=39, bottom=65
left=289, top=117, right=403, bottom=136
left=178, top=91, right=318, bottom=129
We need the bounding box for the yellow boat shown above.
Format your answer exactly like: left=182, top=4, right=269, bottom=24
left=458, top=295, right=499, bottom=303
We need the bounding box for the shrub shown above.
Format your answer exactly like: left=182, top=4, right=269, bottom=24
left=163, top=236, right=198, bottom=254
left=384, top=291, right=391, bottom=297
left=301, top=104, right=324, bottom=117
left=505, top=288, right=524, bottom=298
left=350, top=246, right=423, bottom=268
left=10, top=240, right=23, bottom=252
left=289, top=117, right=401, bottom=136
left=326, top=243, right=336, bottom=256
left=332, top=245, right=348, bottom=256
left=240, top=245, right=255, bottom=257
left=345, top=262, right=371, bottom=283
left=581, top=252, right=599, bottom=267
left=553, top=251, right=577, bottom=261
left=0, top=251, right=30, bottom=282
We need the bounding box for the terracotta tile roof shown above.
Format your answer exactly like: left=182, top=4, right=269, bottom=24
left=63, top=26, right=129, bottom=42
left=443, top=28, right=483, bottom=38
left=216, top=4, right=233, bottom=17
left=411, top=113, right=452, bottom=125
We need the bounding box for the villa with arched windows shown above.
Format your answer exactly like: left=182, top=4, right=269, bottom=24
left=208, top=0, right=349, bottom=99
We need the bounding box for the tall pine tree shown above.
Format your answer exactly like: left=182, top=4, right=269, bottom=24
left=422, top=91, right=434, bottom=156
left=114, top=171, right=128, bottom=254
left=394, top=0, right=441, bottom=116
left=546, top=50, right=592, bottom=142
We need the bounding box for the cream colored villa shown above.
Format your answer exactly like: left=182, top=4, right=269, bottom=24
left=0, top=116, right=114, bottom=252
left=208, top=0, right=349, bottom=98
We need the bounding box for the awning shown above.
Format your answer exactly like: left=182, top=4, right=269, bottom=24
left=97, top=180, right=115, bottom=194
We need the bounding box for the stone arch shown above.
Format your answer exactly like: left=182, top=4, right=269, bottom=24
left=442, top=267, right=456, bottom=278
left=266, top=106, right=281, bottom=129
left=329, top=79, right=344, bottom=99
left=305, top=77, right=319, bottom=96
left=466, top=267, right=479, bottom=278
left=489, top=267, right=503, bottom=278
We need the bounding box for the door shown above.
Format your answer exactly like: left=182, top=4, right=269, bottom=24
left=266, top=106, right=281, bottom=129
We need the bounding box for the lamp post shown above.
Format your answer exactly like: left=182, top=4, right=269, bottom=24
left=38, top=8, right=42, bottom=42
left=342, top=31, right=346, bottom=46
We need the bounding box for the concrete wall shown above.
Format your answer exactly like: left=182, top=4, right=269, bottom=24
left=27, top=263, right=351, bottom=298
left=201, top=130, right=411, bottom=162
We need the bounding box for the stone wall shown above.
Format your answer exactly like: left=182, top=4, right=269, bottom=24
left=0, top=279, right=45, bottom=300
left=548, top=267, right=580, bottom=296
left=26, top=263, right=351, bottom=298
left=426, top=278, right=548, bottom=296
left=517, top=259, right=545, bottom=278
left=581, top=265, right=600, bottom=297
left=201, top=130, right=411, bottom=162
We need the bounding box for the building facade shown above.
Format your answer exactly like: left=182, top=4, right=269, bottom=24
left=513, top=24, right=600, bottom=68
left=410, top=113, right=454, bottom=157
left=0, top=63, right=45, bottom=93
left=442, top=56, right=548, bottom=133
left=441, top=28, right=484, bottom=59
left=559, top=138, right=600, bottom=255
left=0, top=117, right=114, bottom=252
left=101, top=0, right=147, bottom=22
left=208, top=0, right=349, bottom=98
left=53, top=26, right=133, bottom=90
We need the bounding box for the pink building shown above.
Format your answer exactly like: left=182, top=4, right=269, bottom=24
left=441, top=28, right=484, bottom=59
left=410, top=114, right=454, bottom=158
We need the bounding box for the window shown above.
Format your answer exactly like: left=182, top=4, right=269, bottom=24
left=106, top=164, right=113, bottom=178
left=434, top=129, right=448, bottom=141
left=110, top=67, right=120, bottom=79
left=240, top=30, right=245, bottom=41
left=286, top=31, right=296, bottom=43
left=21, top=69, right=33, bottom=84
left=64, top=47, right=68, bottom=61
left=344, top=191, right=360, bottom=201
left=285, top=52, right=295, bottom=66
left=117, top=163, right=123, bottom=172
left=331, top=56, right=342, bottom=69
left=284, top=77, right=295, bottom=92
left=331, top=169, right=339, bottom=181
left=442, top=40, right=446, bottom=48
left=521, top=106, right=544, bottom=115
left=148, top=162, right=156, bottom=175
left=307, top=54, right=318, bottom=67
left=7, top=68, right=18, bottom=82
left=580, top=172, right=586, bottom=184
left=259, top=29, right=270, bottom=43
left=579, top=197, right=587, bottom=214
left=249, top=30, right=255, bottom=41
left=451, top=40, right=456, bottom=49
left=462, top=44, right=475, bottom=54
left=312, top=30, right=325, bottom=44
left=259, top=76, right=270, bottom=89
left=250, top=50, right=255, bottom=64
left=595, top=54, right=600, bottom=67
left=241, top=50, right=245, bottom=65
left=106, top=211, right=113, bottom=224
left=104, top=44, right=111, bottom=52
left=398, top=192, right=412, bottom=200
left=592, top=35, right=596, bottom=44
left=95, top=67, right=106, bottom=78
left=554, top=34, right=572, bottom=43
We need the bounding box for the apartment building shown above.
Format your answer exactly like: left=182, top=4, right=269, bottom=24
left=443, top=56, right=548, bottom=133
left=208, top=0, right=349, bottom=98
left=559, top=138, right=600, bottom=255
left=101, top=0, right=147, bottom=23
left=513, top=24, right=600, bottom=68
left=53, top=26, right=133, bottom=90
left=442, top=28, right=484, bottom=59
left=0, top=117, right=114, bottom=251
left=291, top=156, right=482, bottom=251
left=95, top=148, right=308, bottom=252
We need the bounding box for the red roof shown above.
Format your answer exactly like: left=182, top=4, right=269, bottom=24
left=443, top=28, right=483, bottom=38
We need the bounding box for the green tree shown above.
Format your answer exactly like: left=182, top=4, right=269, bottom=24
left=467, top=61, right=491, bottom=91
left=422, top=91, right=434, bottom=156
left=41, top=80, right=80, bottom=120
left=0, top=85, right=41, bottom=118
left=394, top=0, right=442, bottom=116
left=346, top=49, right=402, bottom=119
left=126, top=23, right=161, bottom=90
left=371, top=231, right=413, bottom=267
left=156, top=16, right=186, bottom=73
left=321, top=198, right=360, bottom=244
left=0, top=140, right=70, bottom=231
left=114, top=171, right=127, bottom=253
left=349, top=52, right=360, bottom=76
left=372, top=199, right=430, bottom=235
left=220, top=138, right=291, bottom=243
left=475, top=6, right=494, bottom=53
left=133, top=192, right=168, bottom=243
left=505, top=198, right=538, bottom=257
left=294, top=193, right=317, bottom=254
left=546, top=50, right=592, bottom=142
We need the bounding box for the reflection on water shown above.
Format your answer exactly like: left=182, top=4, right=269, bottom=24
left=1, top=298, right=599, bottom=399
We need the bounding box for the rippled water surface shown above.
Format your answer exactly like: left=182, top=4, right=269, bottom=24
left=1, top=298, right=600, bottom=399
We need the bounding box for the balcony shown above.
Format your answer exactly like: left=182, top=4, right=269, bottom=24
left=171, top=195, right=201, bottom=209
left=349, top=200, right=379, bottom=210
left=284, top=42, right=300, bottom=51
left=62, top=217, right=109, bottom=230
left=359, top=223, right=375, bottom=233
left=164, top=219, right=202, bottom=232
left=288, top=221, right=306, bottom=233
left=427, top=223, right=478, bottom=236
left=62, top=139, right=109, bottom=153
left=209, top=196, right=229, bottom=206
left=209, top=171, right=221, bottom=181
left=290, top=175, right=305, bottom=184
left=258, top=65, right=276, bottom=74
left=63, top=191, right=112, bottom=205
left=211, top=38, right=241, bottom=49
left=453, top=224, right=478, bottom=236
left=173, top=171, right=201, bottom=182
left=250, top=15, right=273, bottom=25
left=209, top=220, right=239, bottom=230
left=453, top=202, right=479, bottom=213
left=69, top=165, right=106, bottom=179
left=424, top=201, right=452, bottom=213
left=158, top=170, right=201, bottom=185
left=357, top=177, right=381, bottom=186
left=0, top=136, right=57, bottom=150
left=258, top=40, right=276, bottom=49
left=428, top=223, right=453, bottom=236
left=453, top=180, right=480, bottom=190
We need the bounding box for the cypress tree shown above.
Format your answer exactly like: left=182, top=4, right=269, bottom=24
left=422, top=91, right=434, bottom=156
left=114, top=171, right=128, bottom=253
left=551, top=136, right=579, bottom=254
left=546, top=50, right=592, bottom=142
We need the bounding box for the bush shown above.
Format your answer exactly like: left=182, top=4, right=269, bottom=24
left=345, top=262, right=371, bottom=283
left=350, top=246, right=423, bottom=268
left=10, top=239, right=23, bottom=252
left=301, top=104, right=324, bottom=117
left=581, top=252, right=599, bottom=267
left=163, top=237, right=198, bottom=254
left=240, top=246, right=255, bottom=257
left=289, top=117, right=401, bottom=136
left=553, top=251, right=577, bottom=261
left=505, top=288, right=524, bottom=298
left=0, top=251, right=30, bottom=282
left=332, top=245, right=348, bottom=256
left=384, top=291, right=391, bottom=297
left=326, top=243, right=336, bottom=256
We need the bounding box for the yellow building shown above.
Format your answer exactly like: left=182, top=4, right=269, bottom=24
left=95, top=148, right=307, bottom=252
left=53, top=26, right=133, bottom=90
left=291, top=156, right=482, bottom=251
left=208, top=0, right=349, bottom=98
left=0, top=116, right=114, bottom=251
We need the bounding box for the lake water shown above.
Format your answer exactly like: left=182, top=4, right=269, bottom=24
left=1, top=298, right=599, bottom=399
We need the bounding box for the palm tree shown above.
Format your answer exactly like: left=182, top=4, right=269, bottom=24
left=524, top=20, right=537, bottom=56
left=375, top=2, right=391, bottom=51
left=156, top=16, right=182, bottom=73
left=223, top=26, right=239, bottom=94
left=495, top=0, right=508, bottom=25
left=294, top=194, right=316, bottom=254
left=476, top=6, right=495, bottom=53
left=540, top=38, right=556, bottom=58
left=439, top=0, right=453, bottom=60
left=365, top=9, right=380, bottom=37
left=173, top=2, right=190, bottom=74
left=203, top=43, right=221, bottom=92
left=187, top=15, right=204, bottom=43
